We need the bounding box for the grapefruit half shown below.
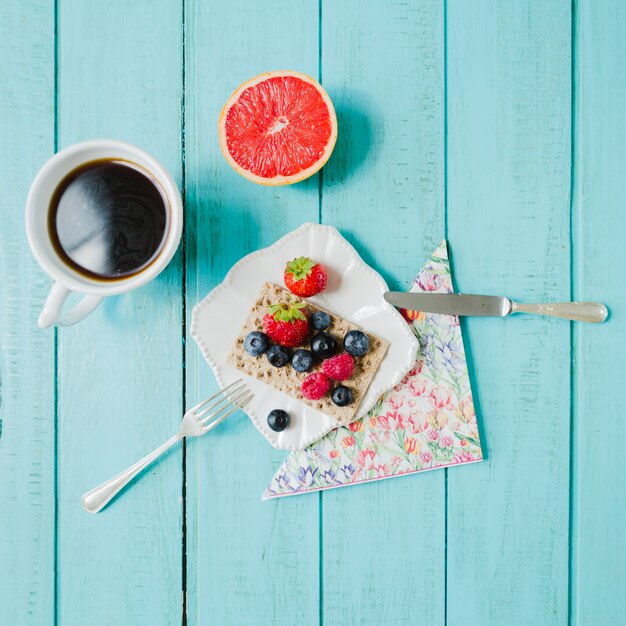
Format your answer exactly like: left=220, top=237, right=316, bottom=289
left=218, top=71, right=338, bottom=186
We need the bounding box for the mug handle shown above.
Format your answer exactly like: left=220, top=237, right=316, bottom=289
left=38, top=283, right=104, bottom=328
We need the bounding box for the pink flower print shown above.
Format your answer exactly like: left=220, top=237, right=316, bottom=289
left=373, top=464, right=390, bottom=477
left=440, top=435, right=454, bottom=448
left=420, top=450, right=433, bottom=465
left=455, top=398, right=475, bottom=423
left=329, top=449, right=340, bottom=459
left=407, top=399, right=416, bottom=408
left=430, top=386, right=452, bottom=409
left=427, top=429, right=439, bottom=442
left=388, top=394, right=404, bottom=411
left=454, top=450, right=474, bottom=463
left=408, top=378, right=428, bottom=398
left=404, top=437, right=417, bottom=454
left=356, top=448, right=376, bottom=467
left=406, top=414, right=429, bottom=434
left=399, top=363, right=420, bottom=385
left=417, top=271, right=443, bottom=292
left=341, top=436, right=355, bottom=448
left=377, top=411, right=404, bottom=431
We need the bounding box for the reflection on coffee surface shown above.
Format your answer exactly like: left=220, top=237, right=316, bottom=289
left=48, top=159, right=168, bottom=280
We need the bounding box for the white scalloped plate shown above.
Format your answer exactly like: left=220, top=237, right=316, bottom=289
left=190, top=222, right=419, bottom=450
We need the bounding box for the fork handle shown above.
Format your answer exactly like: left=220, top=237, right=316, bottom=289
left=81, top=433, right=182, bottom=514
left=510, top=301, right=608, bottom=323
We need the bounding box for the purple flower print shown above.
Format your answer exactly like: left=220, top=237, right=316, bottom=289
left=437, top=337, right=462, bottom=370
left=320, top=468, right=337, bottom=484
left=274, top=473, right=291, bottom=491
left=297, top=466, right=318, bottom=489
left=420, top=332, right=438, bottom=368
left=340, top=464, right=357, bottom=479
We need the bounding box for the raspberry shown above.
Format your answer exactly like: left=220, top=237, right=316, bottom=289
left=322, top=352, right=355, bottom=381
left=301, top=372, right=331, bottom=400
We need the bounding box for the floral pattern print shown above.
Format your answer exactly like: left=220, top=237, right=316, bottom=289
left=263, top=241, right=483, bottom=499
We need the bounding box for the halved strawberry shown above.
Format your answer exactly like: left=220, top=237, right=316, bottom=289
left=284, top=256, right=328, bottom=297
left=262, top=301, right=309, bottom=347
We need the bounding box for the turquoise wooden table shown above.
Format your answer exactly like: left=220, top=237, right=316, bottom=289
left=1, top=1, right=624, bottom=624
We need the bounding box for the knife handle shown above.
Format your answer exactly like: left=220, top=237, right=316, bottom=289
left=510, top=301, right=608, bottom=323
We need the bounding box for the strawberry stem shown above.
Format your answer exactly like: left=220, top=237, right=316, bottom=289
left=268, top=301, right=307, bottom=322
left=285, top=256, right=316, bottom=281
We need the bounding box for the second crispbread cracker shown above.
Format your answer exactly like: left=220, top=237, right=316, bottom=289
left=227, top=282, right=389, bottom=423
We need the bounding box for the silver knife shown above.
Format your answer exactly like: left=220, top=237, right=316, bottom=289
left=384, top=292, right=608, bottom=323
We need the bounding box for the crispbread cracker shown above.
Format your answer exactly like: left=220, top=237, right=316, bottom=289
left=227, top=282, right=389, bottom=423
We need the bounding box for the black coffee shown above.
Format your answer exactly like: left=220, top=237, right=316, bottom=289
left=48, top=159, right=169, bottom=280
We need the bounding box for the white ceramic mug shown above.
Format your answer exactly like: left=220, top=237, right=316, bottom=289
left=25, top=140, right=183, bottom=328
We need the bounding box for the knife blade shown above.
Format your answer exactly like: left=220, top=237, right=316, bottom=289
left=383, top=292, right=608, bottom=323
left=384, top=292, right=511, bottom=317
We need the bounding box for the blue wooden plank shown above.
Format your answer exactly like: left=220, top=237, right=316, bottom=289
left=55, top=1, right=183, bottom=623
left=321, top=1, right=446, bottom=623
left=184, top=1, right=321, bottom=624
left=446, top=1, right=571, bottom=623
left=571, top=2, right=626, bottom=622
left=0, top=3, right=55, bottom=623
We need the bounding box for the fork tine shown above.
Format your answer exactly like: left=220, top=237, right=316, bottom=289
left=189, top=379, right=243, bottom=414
left=198, top=387, right=252, bottom=425
left=202, top=393, right=253, bottom=433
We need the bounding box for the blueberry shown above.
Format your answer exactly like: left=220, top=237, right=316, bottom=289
left=343, top=330, right=369, bottom=357
left=266, top=345, right=290, bottom=367
left=292, top=349, right=314, bottom=372
left=310, top=332, right=337, bottom=359
left=331, top=385, right=353, bottom=407
left=267, top=409, right=290, bottom=432
left=310, top=311, right=331, bottom=330
left=243, top=331, right=269, bottom=356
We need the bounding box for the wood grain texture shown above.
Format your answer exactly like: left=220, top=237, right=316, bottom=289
left=3, top=1, right=626, bottom=624
left=571, top=1, right=626, bottom=622
left=0, top=3, right=55, bottom=623
left=55, top=1, right=183, bottom=623
left=446, top=1, right=572, bottom=624
left=321, top=1, right=446, bottom=624
left=184, top=1, right=321, bottom=624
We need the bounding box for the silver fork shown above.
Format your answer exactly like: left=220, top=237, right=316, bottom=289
left=81, top=380, right=252, bottom=513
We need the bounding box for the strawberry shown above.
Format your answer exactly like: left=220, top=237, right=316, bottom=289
left=284, top=256, right=328, bottom=297
left=322, top=352, right=355, bottom=381
left=262, top=301, right=309, bottom=347
left=301, top=372, right=331, bottom=400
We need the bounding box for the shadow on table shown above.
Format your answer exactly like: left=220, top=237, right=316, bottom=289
left=325, top=94, right=376, bottom=186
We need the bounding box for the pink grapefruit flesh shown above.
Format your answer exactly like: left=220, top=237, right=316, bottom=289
left=219, top=71, right=338, bottom=185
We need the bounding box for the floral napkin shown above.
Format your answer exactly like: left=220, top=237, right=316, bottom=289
left=263, top=241, right=483, bottom=499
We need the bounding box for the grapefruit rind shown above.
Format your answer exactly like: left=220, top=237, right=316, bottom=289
left=218, top=70, right=338, bottom=186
